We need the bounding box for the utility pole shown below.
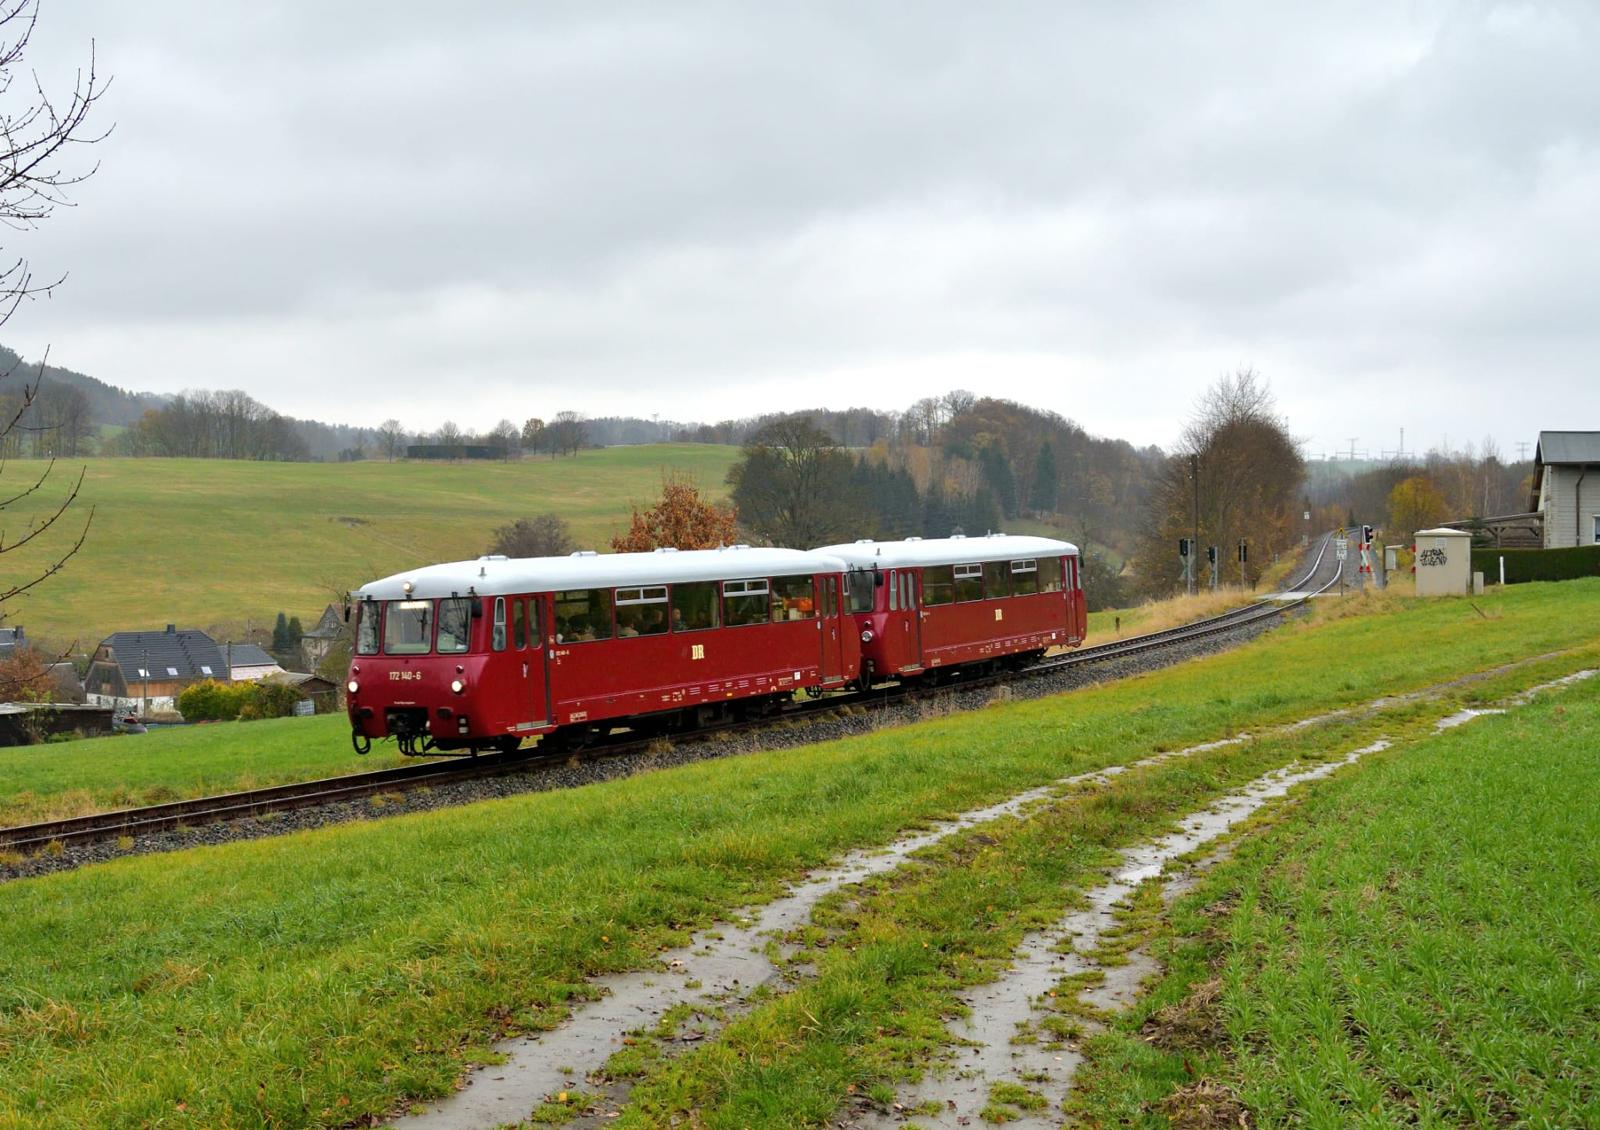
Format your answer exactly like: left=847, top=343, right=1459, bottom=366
left=1189, top=453, right=1199, bottom=597
left=1347, top=437, right=1359, bottom=462
left=1515, top=440, right=1530, bottom=461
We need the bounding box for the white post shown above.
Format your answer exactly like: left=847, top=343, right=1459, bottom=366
left=1499, top=555, right=1505, bottom=586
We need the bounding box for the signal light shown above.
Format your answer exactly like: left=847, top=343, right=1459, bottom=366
left=1178, top=538, right=1190, bottom=558
left=1206, top=545, right=1217, bottom=565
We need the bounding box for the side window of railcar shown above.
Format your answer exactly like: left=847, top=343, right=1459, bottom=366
left=887, top=571, right=899, bottom=611
left=439, top=598, right=474, bottom=654
left=922, top=565, right=954, bottom=606
left=954, top=563, right=983, bottom=602
left=512, top=599, right=525, bottom=649
left=771, top=575, right=816, bottom=621
left=1011, top=559, right=1039, bottom=596
left=527, top=598, right=543, bottom=645
left=384, top=600, right=433, bottom=655
left=616, top=586, right=670, bottom=636
left=356, top=601, right=381, bottom=655
left=488, top=597, right=507, bottom=652
left=554, top=589, right=613, bottom=642
left=846, top=569, right=877, bottom=613
left=902, top=572, right=916, bottom=608
left=723, top=579, right=769, bottom=627
left=821, top=576, right=838, bottom=617
left=1038, top=556, right=1063, bottom=593
left=671, top=582, right=720, bottom=632
left=983, top=561, right=1011, bottom=599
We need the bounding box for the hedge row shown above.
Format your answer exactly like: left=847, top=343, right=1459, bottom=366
left=176, top=679, right=304, bottom=722
left=1471, top=544, right=1600, bottom=585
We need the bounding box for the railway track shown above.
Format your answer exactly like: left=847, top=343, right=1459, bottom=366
left=1, top=535, right=1343, bottom=858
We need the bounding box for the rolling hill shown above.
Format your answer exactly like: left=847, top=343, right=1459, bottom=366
left=4, top=445, right=740, bottom=650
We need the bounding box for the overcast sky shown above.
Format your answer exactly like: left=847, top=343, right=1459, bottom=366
left=9, top=1, right=1597, bottom=457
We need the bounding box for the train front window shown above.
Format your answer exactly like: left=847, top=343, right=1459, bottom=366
left=355, top=601, right=381, bottom=655
left=437, top=598, right=472, bottom=653
left=846, top=569, right=877, bottom=613
left=384, top=600, right=433, bottom=655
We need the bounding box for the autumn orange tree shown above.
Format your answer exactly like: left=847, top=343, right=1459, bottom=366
left=611, top=475, right=738, bottom=552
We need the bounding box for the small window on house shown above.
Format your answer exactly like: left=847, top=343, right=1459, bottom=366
left=200, top=665, right=213, bottom=676
left=723, top=579, right=770, bottom=627
left=137, top=667, right=149, bottom=678
left=166, top=667, right=179, bottom=677
left=953, top=563, right=983, bottom=602
left=616, top=586, right=670, bottom=636
left=922, top=564, right=954, bottom=606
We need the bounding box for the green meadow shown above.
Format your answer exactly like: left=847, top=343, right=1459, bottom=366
left=2, top=445, right=739, bottom=647
left=1064, top=667, right=1600, bottom=1129
left=0, top=582, right=1595, bottom=1127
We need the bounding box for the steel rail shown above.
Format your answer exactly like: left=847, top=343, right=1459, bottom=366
left=1, top=534, right=1343, bottom=857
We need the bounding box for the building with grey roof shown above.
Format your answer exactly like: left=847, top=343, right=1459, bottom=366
left=1530, top=431, right=1600, bottom=548
left=84, top=625, right=227, bottom=714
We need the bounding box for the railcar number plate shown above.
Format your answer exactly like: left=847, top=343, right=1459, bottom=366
left=389, top=671, right=422, bottom=682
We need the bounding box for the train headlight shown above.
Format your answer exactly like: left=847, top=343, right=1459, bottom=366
left=346, top=679, right=359, bottom=695
left=860, top=629, right=874, bottom=643
left=450, top=678, right=465, bottom=694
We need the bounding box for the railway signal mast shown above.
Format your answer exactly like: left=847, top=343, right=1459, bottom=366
left=1179, top=537, right=1192, bottom=595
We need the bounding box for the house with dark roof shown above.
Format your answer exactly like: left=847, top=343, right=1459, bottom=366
left=1530, top=431, right=1600, bottom=548
left=0, top=625, right=26, bottom=659
left=300, top=604, right=348, bottom=669
left=224, top=642, right=286, bottom=682
left=84, top=625, right=227, bottom=714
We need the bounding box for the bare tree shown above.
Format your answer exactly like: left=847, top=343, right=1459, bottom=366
left=0, top=1, right=109, bottom=623
left=548, top=411, right=587, bottom=457
left=376, top=418, right=404, bottom=461
left=486, top=418, right=520, bottom=460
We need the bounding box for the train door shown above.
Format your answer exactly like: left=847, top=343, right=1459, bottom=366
left=889, top=569, right=923, bottom=672
left=517, top=594, right=550, bottom=726
left=818, top=574, right=847, bottom=684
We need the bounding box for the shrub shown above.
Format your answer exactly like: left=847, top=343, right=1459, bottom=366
left=1472, top=545, right=1600, bottom=585
left=177, top=679, right=305, bottom=722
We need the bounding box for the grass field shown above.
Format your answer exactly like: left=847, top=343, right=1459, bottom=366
left=0, top=581, right=1595, bottom=1128
left=2, top=445, right=740, bottom=648
left=1064, top=671, right=1600, bottom=1128
left=0, top=714, right=386, bottom=827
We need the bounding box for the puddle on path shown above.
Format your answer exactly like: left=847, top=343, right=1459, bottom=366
left=846, top=667, right=1596, bottom=1129
left=389, top=666, right=1595, bottom=1130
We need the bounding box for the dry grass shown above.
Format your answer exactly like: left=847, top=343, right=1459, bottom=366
left=1085, top=589, right=1255, bottom=647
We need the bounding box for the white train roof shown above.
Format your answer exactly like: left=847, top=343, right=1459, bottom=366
left=354, top=545, right=850, bottom=600
left=813, top=534, right=1079, bottom=569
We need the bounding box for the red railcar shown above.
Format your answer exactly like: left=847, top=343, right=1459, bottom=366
left=812, top=534, right=1085, bottom=685
left=346, top=546, right=859, bottom=754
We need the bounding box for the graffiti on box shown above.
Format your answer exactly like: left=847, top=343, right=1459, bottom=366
left=1418, top=548, right=1448, bottom=567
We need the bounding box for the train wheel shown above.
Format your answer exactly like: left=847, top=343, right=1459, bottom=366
left=495, top=736, right=522, bottom=755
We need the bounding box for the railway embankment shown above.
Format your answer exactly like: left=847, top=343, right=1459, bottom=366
left=0, top=579, right=1595, bottom=1129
